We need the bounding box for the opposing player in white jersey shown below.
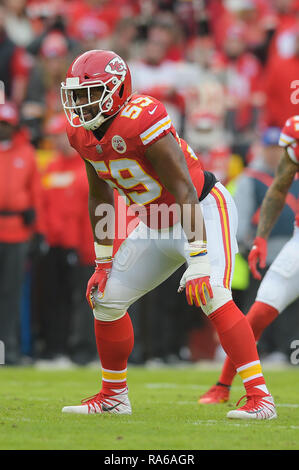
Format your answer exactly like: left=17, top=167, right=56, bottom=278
left=199, top=115, right=299, bottom=405
left=60, top=49, right=276, bottom=419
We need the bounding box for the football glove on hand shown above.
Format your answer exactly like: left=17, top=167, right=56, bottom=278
left=86, top=257, right=113, bottom=309
left=178, top=241, right=213, bottom=307
left=248, top=237, right=267, bottom=280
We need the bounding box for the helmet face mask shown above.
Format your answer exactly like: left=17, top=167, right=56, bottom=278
left=61, top=79, right=119, bottom=130
left=61, top=50, right=132, bottom=130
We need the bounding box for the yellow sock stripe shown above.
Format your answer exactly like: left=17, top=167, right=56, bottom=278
left=102, top=369, right=127, bottom=382
left=237, top=362, right=262, bottom=382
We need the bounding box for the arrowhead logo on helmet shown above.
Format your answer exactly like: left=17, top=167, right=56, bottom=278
left=105, top=57, right=127, bottom=76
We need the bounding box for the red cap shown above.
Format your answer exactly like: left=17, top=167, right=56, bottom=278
left=74, top=15, right=109, bottom=40
left=0, top=102, right=18, bottom=126
left=45, top=113, right=66, bottom=135
left=40, top=32, right=68, bottom=59
left=225, top=22, right=247, bottom=41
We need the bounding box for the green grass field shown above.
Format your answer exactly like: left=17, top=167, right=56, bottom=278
left=0, top=364, right=298, bottom=450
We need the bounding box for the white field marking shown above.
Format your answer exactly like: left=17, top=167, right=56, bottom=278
left=177, top=401, right=299, bottom=407
left=146, top=383, right=201, bottom=389
left=178, top=400, right=299, bottom=408
left=276, top=404, right=299, bottom=408
left=142, top=358, right=294, bottom=369
left=3, top=417, right=32, bottom=422
left=192, top=420, right=299, bottom=430
left=143, top=361, right=225, bottom=370
left=145, top=383, right=244, bottom=391
left=178, top=401, right=198, bottom=405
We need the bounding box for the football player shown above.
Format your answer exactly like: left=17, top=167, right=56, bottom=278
left=199, top=115, right=299, bottom=405
left=60, top=49, right=276, bottom=419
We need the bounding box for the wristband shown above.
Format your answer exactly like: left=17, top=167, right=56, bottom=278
left=94, top=242, right=113, bottom=260
left=185, top=240, right=207, bottom=258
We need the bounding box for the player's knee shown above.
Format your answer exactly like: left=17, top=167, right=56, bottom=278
left=91, top=273, right=131, bottom=322
left=255, top=272, right=285, bottom=312
left=93, top=294, right=127, bottom=322
left=201, top=286, right=232, bottom=316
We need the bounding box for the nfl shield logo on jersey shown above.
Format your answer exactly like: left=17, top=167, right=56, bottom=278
left=112, top=135, right=127, bottom=154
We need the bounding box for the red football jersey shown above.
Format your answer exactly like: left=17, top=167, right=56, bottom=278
left=66, top=94, right=205, bottom=228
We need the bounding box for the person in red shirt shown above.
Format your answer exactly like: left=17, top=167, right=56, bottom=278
left=266, top=0, right=299, bottom=64
left=35, top=113, right=92, bottom=365
left=0, top=102, right=43, bottom=365
left=215, top=22, right=265, bottom=160
left=262, top=29, right=299, bottom=128
left=22, top=31, right=73, bottom=147
left=65, top=0, right=127, bottom=41
left=0, top=4, right=32, bottom=105
left=129, top=21, right=187, bottom=133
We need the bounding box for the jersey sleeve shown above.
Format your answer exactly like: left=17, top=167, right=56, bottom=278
left=279, top=116, right=299, bottom=164
left=135, top=98, right=174, bottom=149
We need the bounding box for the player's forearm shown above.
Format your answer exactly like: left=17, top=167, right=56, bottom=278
left=144, top=133, right=205, bottom=241
left=174, top=187, right=205, bottom=242
left=256, top=185, right=286, bottom=240
left=88, top=193, right=115, bottom=246
left=256, top=151, right=297, bottom=240
left=84, top=159, right=115, bottom=246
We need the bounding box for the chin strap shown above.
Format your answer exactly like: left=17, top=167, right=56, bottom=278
left=81, top=114, right=106, bottom=131
left=82, top=94, right=134, bottom=131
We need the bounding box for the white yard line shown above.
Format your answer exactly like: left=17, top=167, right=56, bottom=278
left=276, top=403, right=299, bottom=408
left=146, top=383, right=244, bottom=390
left=177, top=401, right=299, bottom=407
left=192, top=420, right=299, bottom=430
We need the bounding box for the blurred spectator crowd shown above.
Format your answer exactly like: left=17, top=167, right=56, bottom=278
left=0, top=0, right=299, bottom=367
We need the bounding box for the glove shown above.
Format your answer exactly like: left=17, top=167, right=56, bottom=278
left=178, top=241, right=213, bottom=307
left=248, top=237, right=267, bottom=280
left=86, top=257, right=113, bottom=309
